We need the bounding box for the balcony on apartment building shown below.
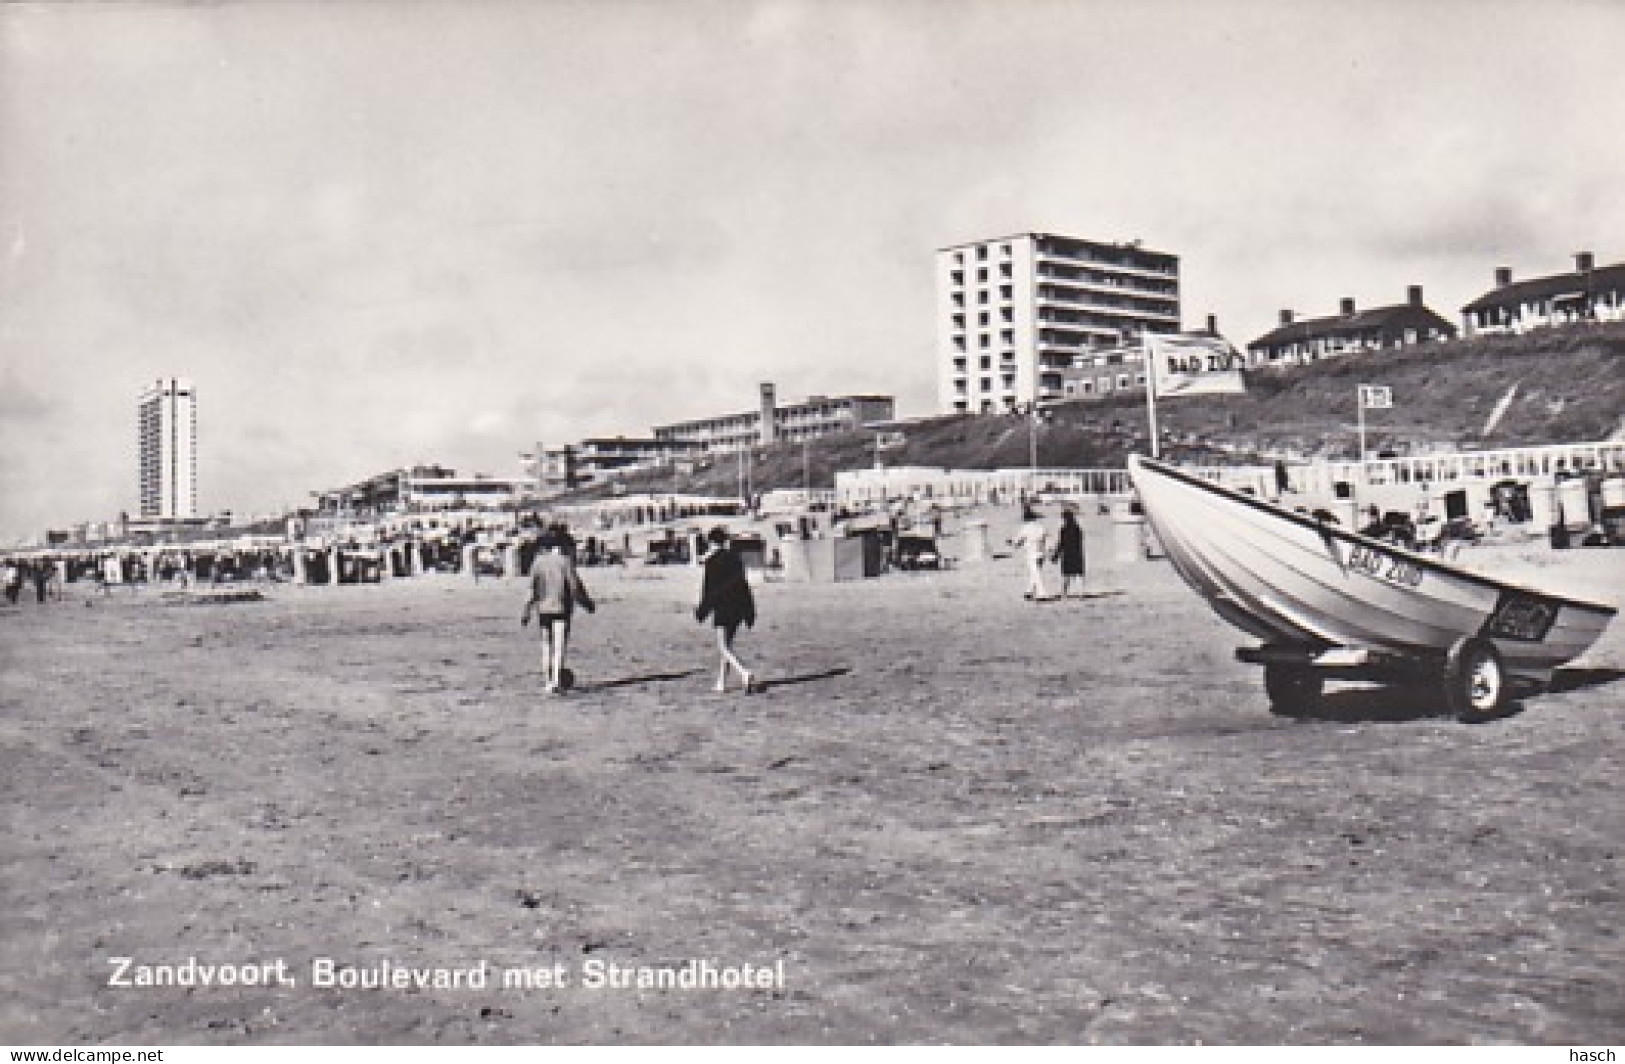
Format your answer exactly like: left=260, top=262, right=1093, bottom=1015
left=1035, top=262, right=1179, bottom=296
left=1033, top=244, right=1178, bottom=279
left=1035, top=284, right=1180, bottom=320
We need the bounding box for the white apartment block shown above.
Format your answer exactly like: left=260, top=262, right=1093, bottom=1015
left=138, top=377, right=197, bottom=519
left=653, top=389, right=896, bottom=457
left=936, top=232, right=1181, bottom=414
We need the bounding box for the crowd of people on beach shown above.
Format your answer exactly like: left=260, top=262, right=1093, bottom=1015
left=7, top=496, right=1079, bottom=700
left=0, top=513, right=623, bottom=599
left=2, top=547, right=300, bottom=598
left=2, top=556, right=63, bottom=605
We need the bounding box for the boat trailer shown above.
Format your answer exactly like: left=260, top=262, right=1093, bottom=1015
left=1236, top=637, right=1513, bottom=718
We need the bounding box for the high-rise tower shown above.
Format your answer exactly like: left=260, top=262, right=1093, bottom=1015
left=138, top=377, right=197, bottom=519
left=936, top=232, right=1181, bottom=413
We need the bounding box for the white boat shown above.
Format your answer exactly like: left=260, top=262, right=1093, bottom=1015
left=1128, top=454, right=1618, bottom=715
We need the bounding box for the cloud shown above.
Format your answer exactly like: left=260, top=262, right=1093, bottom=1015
left=0, top=369, right=53, bottom=423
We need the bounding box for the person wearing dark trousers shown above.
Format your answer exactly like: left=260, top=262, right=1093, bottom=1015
left=695, top=527, right=760, bottom=694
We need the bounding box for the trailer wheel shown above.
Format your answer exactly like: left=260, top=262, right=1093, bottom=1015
left=1442, top=637, right=1506, bottom=718
left=1264, top=665, right=1323, bottom=715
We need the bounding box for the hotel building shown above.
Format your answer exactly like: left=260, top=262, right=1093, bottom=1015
left=138, top=377, right=197, bottom=519
left=521, top=437, right=705, bottom=497
left=653, top=385, right=896, bottom=456
left=1048, top=315, right=1238, bottom=402
left=936, top=232, right=1181, bottom=414
left=313, top=465, right=529, bottom=516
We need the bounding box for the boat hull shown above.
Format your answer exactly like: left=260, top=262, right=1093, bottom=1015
left=1128, top=455, right=1617, bottom=685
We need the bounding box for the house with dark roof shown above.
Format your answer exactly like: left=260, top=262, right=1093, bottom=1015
left=1460, top=252, right=1625, bottom=336
left=1246, top=286, right=1456, bottom=366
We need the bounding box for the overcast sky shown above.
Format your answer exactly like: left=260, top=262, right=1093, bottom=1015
left=1, top=0, right=1621, bottom=540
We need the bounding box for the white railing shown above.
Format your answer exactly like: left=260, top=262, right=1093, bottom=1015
left=831, top=440, right=1625, bottom=510
left=835, top=466, right=1137, bottom=506
left=1289, top=439, right=1625, bottom=496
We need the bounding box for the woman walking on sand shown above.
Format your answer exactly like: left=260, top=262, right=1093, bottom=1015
left=521, top=531, right=595, bottom=696
left=1012, top=505, right=1049, bottom=601
left=695, top=527, right=760, bottom=694
left=1052, top=508, right=1086, bottom=599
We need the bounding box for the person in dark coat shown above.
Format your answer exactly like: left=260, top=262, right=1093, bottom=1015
left=1052, top=508, right=1086, bottom=598
left=694, top=527, right=760, bottom=694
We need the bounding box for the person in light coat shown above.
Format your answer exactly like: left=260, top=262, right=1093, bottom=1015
left=1011, top=505, right=1049, bottom=602
left=521, top=531, right=595, bottom=696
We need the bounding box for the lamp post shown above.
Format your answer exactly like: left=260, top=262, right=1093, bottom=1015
left=1029, top=404, right=1039, bottom=474
left=1358, top=391, right=1367, bottom=463
left=1028, top=402, right=1052, bottom=494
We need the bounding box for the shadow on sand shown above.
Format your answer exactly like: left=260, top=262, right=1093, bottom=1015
left=1547, top=666, right=1625, bottom=695
left=581, top=669, right=704, bottom=692
left=757, top=666, right=852, bottom=691
left=1273, top=683, right=1529, bottom=726
left=1274, top=666, right=1625, bottom=726
left=1028, top=590, right=1125, bottom=604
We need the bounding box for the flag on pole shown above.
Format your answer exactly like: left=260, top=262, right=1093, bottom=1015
left=1358, top=384, right=1393, bottom=409
left=1147, top=334, right=1247, bottom=397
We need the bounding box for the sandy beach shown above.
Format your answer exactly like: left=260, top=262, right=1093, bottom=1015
left=2, top=505, right=1622, bottom=1045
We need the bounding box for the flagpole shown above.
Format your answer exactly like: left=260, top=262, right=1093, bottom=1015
left=1142, top=332, right=1160, bottom=459
left=1357, top=386, right=1367, bottom=463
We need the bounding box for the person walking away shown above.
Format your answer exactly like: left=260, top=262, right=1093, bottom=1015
left=695, top=527, right=760, bottom=693
left=1052, top=508, right=1086, bottom=598
left=1012, top=505, right=1050, bottom=601
left=521, top=532, right=595, bottom=696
